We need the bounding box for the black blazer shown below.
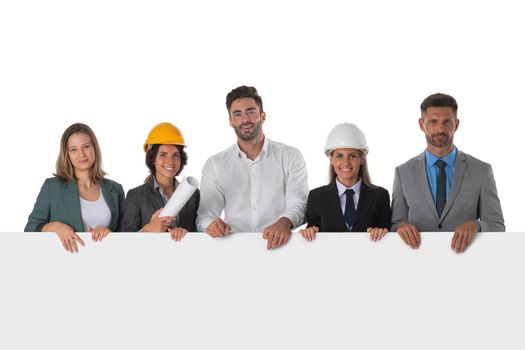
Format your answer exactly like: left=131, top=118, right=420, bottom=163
left=119, top=180, right=199, bottom=232
left=305, top=181, right=391, bottom=232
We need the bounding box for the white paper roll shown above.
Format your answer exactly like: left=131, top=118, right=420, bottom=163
left=159, top=176, right=199, bottom=218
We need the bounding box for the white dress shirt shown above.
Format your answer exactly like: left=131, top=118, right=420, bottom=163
left=197, top=137, right=308, bottom=232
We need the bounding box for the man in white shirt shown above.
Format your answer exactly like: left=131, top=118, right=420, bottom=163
left=196, top=86, right=308, bottom=249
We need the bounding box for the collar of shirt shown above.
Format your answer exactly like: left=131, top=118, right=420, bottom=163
left=425, top=147, right=457, bottom=169
left=236, top=136, right=270, bottom=162
left=153, top=176, right=179, bottom=204
left=336, top=178, right=362, bottom=197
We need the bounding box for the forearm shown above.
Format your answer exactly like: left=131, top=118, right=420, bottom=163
left=276, top=217, right=293, bottom=230
left=41, top=222, right=57, bottom=232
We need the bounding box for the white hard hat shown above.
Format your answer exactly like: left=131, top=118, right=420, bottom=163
left=324, top=123, right=368, bottom=156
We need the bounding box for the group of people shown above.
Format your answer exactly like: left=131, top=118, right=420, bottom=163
left=25, top=86, right=505, bottom=254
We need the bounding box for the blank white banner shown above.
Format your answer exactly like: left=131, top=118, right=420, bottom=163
left=0, top=232, right=522, bottom=350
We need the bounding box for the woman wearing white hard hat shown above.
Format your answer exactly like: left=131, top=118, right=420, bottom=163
left=119, top=122, right=199, bottom=240
left=299, top=123, right=391, bottom=241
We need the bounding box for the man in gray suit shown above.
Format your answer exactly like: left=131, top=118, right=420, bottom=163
left=391, top=93, right=504, bottom=253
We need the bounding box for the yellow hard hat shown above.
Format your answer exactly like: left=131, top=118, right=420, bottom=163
left=144, top=122, right=186, bottom=152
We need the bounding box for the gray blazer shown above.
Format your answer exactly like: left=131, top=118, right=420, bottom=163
left=119, top=180, right=199, bottom=232
left=391, top=150, right=504, bottom=232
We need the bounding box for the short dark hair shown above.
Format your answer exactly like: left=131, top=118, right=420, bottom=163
left=226, top=85, right=264, bottom=113
left=420, top=93, right=458, bottom=118
left=144, top=144, right=187, bottom=183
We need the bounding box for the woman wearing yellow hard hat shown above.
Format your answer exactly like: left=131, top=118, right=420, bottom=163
left=119, top=122, right=199, bottom=240
left=299, top=123, right=391, bottom=241
left=25, top=123, right=125, bottom=253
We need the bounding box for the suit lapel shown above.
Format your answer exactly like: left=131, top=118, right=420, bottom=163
left=353, top=183, right=371, bottom=232
left=100, top=180, right=119, bottom=230
left=440, top=150, right=466, bottom=222
left=326, top=181, right=348, bottom=231
left=64, top=180, right=84, bottom=232
left=416, top=152, right=440, bottom=222
left=148, top=180, right=166, bottom=209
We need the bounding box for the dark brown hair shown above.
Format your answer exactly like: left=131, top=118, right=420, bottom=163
left=420, top=93, right=458, bottom=118
left=226, top=85, right=264, bottom=114
left=144, top=144, right=187, bottom=183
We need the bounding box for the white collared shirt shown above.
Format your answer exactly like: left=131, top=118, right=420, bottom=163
left=336, top=178, right=361, bottom=230
left=196, top=137, right=308, bottom=232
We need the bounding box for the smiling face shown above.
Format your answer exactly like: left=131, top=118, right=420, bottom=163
left=154, top=144, right=181, bottom=182
left=67, top=132, right=95, bottom=173
left=229, top=97, right=265, bottom=141
left=330, top=148, right=364, bottom=187
left=419, top=106, right=459, bottom=155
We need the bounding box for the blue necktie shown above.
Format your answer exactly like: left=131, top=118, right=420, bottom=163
left=436, top=159, right=447, bottom=217
left=344, top=188, right=357, bottom=229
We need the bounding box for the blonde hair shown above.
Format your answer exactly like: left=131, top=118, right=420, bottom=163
left=55, top=123, right=106, bottom=183
left=328, top=150, right=374, bottom=187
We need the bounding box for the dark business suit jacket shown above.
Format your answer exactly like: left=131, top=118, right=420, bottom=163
left=24, top=177, right=125, bottom=232
left=119, top=180, right=199, bottom=232
left=305, top=181, right=391, bottom=232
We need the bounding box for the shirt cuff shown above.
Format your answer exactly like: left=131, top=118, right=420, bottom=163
left=280, top=213, right=302, bottom=229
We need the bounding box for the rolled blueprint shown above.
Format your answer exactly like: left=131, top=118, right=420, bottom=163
left=159, top=176, right=199, bottom=218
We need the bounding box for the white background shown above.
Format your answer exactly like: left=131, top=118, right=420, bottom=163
left=0, top=0, right=523, bottom=231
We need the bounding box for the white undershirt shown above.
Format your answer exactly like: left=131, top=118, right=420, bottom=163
left=80, top=189, right=111, bottom=231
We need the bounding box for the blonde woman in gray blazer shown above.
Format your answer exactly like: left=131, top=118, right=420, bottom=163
left=391, top=93, right=504, bottom=253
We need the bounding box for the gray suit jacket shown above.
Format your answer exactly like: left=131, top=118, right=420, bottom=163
left=119, top=180, right=199, bottom=232
left=391, top=150, right=504, bottom=232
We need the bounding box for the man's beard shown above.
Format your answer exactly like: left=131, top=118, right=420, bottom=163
left=234, top=121, right=262, bottom=141
left=427, top=133, right=453, bottom=148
